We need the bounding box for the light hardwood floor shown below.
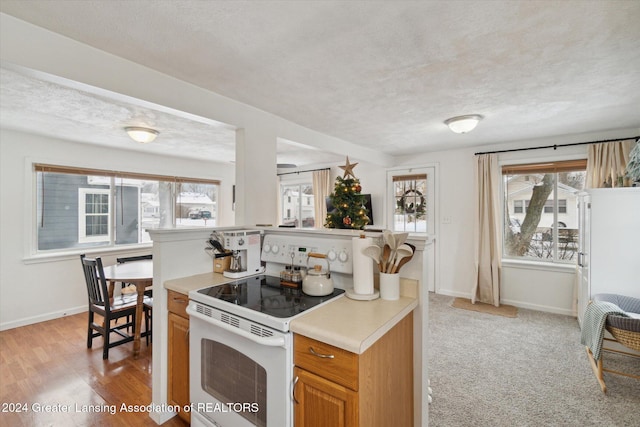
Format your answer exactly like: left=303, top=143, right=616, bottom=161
left=0, top=312, right=188, bottom=427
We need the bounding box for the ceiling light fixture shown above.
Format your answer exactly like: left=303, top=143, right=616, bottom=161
left=125, top=126, right=159, bottom=143
left=277, top=163, right=297, bottom=169
left=444, top=114, right=483, bottom=134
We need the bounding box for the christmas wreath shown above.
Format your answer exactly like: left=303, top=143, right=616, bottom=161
left=397, top=188, right=426, bottom=216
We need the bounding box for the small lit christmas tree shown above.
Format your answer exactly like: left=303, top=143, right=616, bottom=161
left=325, top=157, right=370, bottom=229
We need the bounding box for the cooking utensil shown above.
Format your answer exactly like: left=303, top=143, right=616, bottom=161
left=391, top=244, right=413, bottom=274
left=303, top=253, right=333, bottom=296
left=387, top=231, right=409, bottom=272
left=394, top=243, right=416, bottom=274
left=383, top=230, right=394, bottom=263
left=362, top=245, right=382, bottom=271
left=394, top=232, right=409, bottom=249
left=381, top=244, right=392, bottom=273
left=209, top=238, right=225, bottom=253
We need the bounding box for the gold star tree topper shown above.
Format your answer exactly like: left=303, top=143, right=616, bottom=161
left=339, top=156, right=359, bottom=179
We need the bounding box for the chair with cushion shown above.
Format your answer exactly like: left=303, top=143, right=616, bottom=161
left=584, top=293, right=640, bottom=392
left=116, top=254, right=153, bottom=343
left=80, top=254, right=151, bottom=359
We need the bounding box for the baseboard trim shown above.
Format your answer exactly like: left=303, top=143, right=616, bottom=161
left=0, top=306, right=87, bottom=331
left=500, top=298, right=574, bottom=316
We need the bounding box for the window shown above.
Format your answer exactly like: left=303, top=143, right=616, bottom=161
left=280, top=182, right=314, bottom=228
left=387, top=168, right=434, bottom=234
left=79, top=189, right=110, bottom=243
left=503, top=159, right=586, bottom=263
left=35, top=164, right=220, bottom=252
left=393, top=174, right=427, bottom=233
left=514, top=200, right=524, bottom=214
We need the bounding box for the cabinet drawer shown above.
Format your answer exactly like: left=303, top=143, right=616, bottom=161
left=294, top=334, right=358, bottom=391
left=167, top=290, right=189, bottom=318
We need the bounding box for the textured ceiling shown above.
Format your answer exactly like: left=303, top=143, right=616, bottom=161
left=1, top=1, right=639, bottom=165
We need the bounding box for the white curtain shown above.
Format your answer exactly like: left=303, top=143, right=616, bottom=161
left=586, top=139, right=634, bottom=188
left=472, top=154, right=502, bottom=307
left=312, top=169, right=331, bottom=228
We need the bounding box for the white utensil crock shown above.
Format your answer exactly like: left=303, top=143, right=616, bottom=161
left=379, top=273, right=400, bottom=300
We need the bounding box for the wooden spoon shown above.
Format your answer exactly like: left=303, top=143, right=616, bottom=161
left=383, top=231, right=396, bottom=272
left=391, top=244, right=413, bottom=274
left=381, top=244, right=392, bottom=273
left=394, top=243, right=415, bottom=274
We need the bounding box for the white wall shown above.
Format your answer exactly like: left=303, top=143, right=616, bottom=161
left=0, top=13, right=393, bottom=329
left=0, top=128, right=235, bottom=330
left=395, top=128, right=639, bottom=315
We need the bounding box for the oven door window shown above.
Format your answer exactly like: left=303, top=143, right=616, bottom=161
left=202, top=338, right=267, bottom=427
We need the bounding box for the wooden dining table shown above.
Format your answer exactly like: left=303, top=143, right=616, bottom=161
left=102, top=260, right=153, bottom=358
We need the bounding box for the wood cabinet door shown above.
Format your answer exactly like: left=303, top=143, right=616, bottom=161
left=294, top=367, right=358, bottom=427
left=168, top=312, right=190, bottom=423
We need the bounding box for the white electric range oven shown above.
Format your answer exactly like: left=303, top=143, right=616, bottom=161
left=187, top=233, right=353, bottom=427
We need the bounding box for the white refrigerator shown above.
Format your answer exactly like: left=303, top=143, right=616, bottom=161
left=576, top=187, right=640, bottom=326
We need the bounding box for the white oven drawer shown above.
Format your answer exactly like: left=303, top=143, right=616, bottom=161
left=188, top=303, right=293, bottom=427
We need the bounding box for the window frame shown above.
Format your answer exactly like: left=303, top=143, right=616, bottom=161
left=386, top=166, right=436, bottom=235
left=30, top=162, right=220, bottom=257
left=78, top=188, right=111, bottom=244
left=500, top=157, right=586, bottom=265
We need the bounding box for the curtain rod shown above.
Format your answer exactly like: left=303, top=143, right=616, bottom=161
left=277, top=167, right=330, bottom=176
left=474, top=136, right=640, bottom=156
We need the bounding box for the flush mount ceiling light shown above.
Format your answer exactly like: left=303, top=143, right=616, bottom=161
left=277, top=163, right=297, bottom=168
left=444, top=114, right=483, bottom=134
left=125, top=126, right=159, bottom=143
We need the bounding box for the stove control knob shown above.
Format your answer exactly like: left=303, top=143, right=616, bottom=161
left=263, top=243, right=271, bottom=253
left=327, top=250, right=337, bottom=262
left=338, top=251, right=349, bottom=263
left=272, top=245, right=280, bottom=254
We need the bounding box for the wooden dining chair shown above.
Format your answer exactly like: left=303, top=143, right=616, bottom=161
left=80, top=254, right=150, bottom=359
left=116, top=254, right=153, bottom=343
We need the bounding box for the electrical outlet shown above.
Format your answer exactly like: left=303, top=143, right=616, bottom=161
left=443, top=216, right=452, bottom=224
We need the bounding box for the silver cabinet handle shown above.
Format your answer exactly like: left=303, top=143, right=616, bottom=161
left=292, top=376, right=300, bottom=404
left=309, top=347, right=335, bottom=359
left=173, top=297, right=188, bottom=304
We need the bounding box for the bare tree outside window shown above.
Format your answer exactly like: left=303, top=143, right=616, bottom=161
left=503, top=161, right=585, bottom=263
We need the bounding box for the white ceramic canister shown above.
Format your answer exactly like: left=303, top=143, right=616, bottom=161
left=379, top=272, right=400, bottom=300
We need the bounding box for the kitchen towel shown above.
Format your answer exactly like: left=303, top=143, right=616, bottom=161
left=352, top=236, right=374, bottom=295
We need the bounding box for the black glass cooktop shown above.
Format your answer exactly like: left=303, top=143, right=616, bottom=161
left=196, top=275, right=344, bottom=318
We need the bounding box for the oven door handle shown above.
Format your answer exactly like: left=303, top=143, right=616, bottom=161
left=187, top=305, right=286, bottom=347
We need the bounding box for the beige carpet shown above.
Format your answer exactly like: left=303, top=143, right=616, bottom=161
left=451, top=298, right=518, bottom=318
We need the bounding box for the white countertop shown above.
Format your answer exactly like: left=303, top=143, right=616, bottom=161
left=290, top=291, right=417, bottom=354
left=164, top=271, right=230, bottom=294
left=164, top=273, right=418, bottom=355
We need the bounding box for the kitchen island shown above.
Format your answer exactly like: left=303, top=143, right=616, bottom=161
left=149, top=227, right=428, bottom=426
left=164, top=272, right=417, bottom=427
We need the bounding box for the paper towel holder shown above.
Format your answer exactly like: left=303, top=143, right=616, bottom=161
left=346, top=234, right=380, bottom=301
